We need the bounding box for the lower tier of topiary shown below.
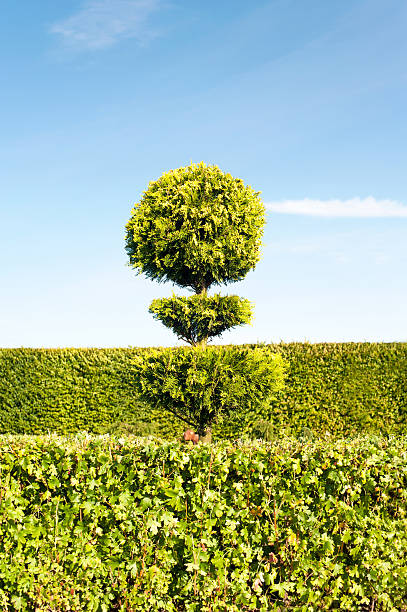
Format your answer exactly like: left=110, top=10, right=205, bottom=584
left=0, top=433, right=405, bottom=611
left=0, top=342, right=406, bottom=438
left=132, top=345, right=286, bottom=442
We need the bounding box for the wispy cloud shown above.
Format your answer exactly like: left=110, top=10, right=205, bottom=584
left=266, top=197, right=407, bottom=218
left=50, top=0, right=163, bottom=51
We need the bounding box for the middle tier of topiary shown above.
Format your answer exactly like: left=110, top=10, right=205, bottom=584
left=149, top=294, right=253, bottom=347
left=125, top=162, right=285, bottom=440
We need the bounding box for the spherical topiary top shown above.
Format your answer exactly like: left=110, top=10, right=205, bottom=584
left=125, top=162, right=265, bottom=294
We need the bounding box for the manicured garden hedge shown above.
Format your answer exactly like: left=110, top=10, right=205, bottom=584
left=0, top=347, right=176, bottom=436
left=268, top=342, right=407, bottom=438
left=0, top=343, right=406, bottom=438
left=0, top=434, right=406, bottom=611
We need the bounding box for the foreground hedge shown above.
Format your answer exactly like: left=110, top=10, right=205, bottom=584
left=0, top=434, right=406, bottom=611
left=0, top=343, right=406, bottom=437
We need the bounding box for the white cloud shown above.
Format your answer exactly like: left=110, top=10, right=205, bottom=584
left=266, top=197, right=407, bottom=218
left=50, top=0, right=162, bottom=51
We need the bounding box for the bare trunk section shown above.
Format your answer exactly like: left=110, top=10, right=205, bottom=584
left=198, top=426, right=212, bottom=444
left=194, top=284, right=211, bottom=440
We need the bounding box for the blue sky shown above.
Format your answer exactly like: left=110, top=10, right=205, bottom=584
left=1, top=0, right=406, bottom=347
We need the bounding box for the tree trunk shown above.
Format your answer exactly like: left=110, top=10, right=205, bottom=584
left=195, top=284, right=210, bottom=439
left=199, top=426, right=212, bottom=444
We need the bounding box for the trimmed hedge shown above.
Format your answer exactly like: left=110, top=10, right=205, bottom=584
left=0, top=347, right=185, bottom=438
left=0, top=343, right=406, bottom=438
left=269, top=342, right=407, bottom=438
left=0, top=434, right=406, bottom=610
left=0, top=348, right=157, bottom=435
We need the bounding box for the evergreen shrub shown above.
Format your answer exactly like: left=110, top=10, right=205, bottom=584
left=125, top=163, right=264, bottom=293
left=125, top=162, right=284, bottom=439
left=149, top=294, right=253, bottom=346
left=132, top=345, right=286, bottom=438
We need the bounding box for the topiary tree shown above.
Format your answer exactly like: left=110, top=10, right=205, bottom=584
left=125, top=162, right=285, bottom=441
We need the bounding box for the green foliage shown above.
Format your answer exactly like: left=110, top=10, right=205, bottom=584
left=105, top=416, right=160, bottom=437
left=132, top=345, right=286, bottom=437
left=0, top=433, right=406, bottom=611
left=0, top=348, right=185, bottom=439
left=265, top=342, right=407, bottom=438
left=125, top=163, right=267, bottom=431
left=125, top=162, right=265, bottom=293
left=1, top=343, right=406, bottom=438
left=149, top=294, right=253, bottom=346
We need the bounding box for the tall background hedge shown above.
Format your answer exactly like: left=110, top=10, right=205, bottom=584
left=0, top=343, right=406, bottom=438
